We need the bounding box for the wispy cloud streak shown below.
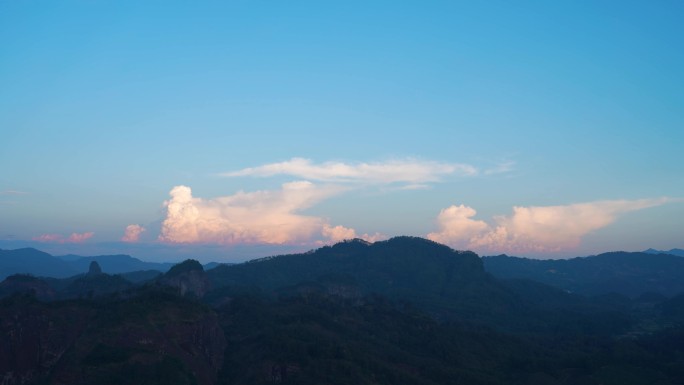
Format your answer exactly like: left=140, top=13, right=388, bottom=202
left=0, top=190, right=29, bottom=195
left=484, top=161, right=515, bottom=175
left=221, top=158, right=477, bottom=185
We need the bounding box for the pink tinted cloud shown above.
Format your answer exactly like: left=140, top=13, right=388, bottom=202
left=121, top=224, right=146, bottom=243
left=159, top=183, right=360, bottom=245
left=428, top=198, right=672, bottom=255
left=32, top=234, right=63, bottom=242
left=33, top=232, right=94, bottom=244
left=67, top=232, right=94, bottom=243
left=321, top=224, right=386, bottom=244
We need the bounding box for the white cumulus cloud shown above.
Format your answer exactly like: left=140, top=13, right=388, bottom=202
left=428, top=198, right=672, bottom=254
left=121, top=224, right=146, bottom=243
left=321, top=224, right=357, bottom=243
left=159, top=183, right=366, bottom=245
left=221, top=158, right=477, bottom=185
left=426, top=205, right=490, bottom=249
left=321, top=224, right=387, bottom=244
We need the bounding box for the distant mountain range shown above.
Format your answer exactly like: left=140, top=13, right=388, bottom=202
left=483, top=251, right=684, bottom=297
left=1, top=237, right=684, bottom=385
left=643, top=248, right=684, bottom=257
left=0, top=248, right=225, bottom=280
left=2, top=244, right=682, bottom=298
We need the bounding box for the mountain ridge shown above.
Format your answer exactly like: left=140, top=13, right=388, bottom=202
left=483, top=251, right=684, bottom=297
left=644, top=248, right=684, bottom=257
left=0, top=248, right=226, bottom=279
left=2, top=237, right=684, bottom=384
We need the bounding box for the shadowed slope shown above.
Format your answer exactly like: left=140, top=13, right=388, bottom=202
left=483, top=252, right=684, bottom=297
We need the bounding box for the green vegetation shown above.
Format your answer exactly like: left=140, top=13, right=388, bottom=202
left=165, top=259, right=204, bottom=277
left=2, top=237, right=684, bottom=384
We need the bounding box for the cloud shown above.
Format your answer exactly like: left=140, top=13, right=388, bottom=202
left=484, top=161, right=515, bottom=175
left=428, top=198, right=672, bottom=254
left=33, top=232, right=94, bottom=244
left=159, top=183, right=365, bottom=245
left=427, top=205, right=490, bottom=248
left=121, top=224, right=146, bottom=243
left=221, top=158, right=477, bottom=185
left=321, top=224, right=357, bottom=243
left=32, top=234, right=62, bottom=242
left=399, top=184, right=432, bottom=190
left=321, top=224, right=387, bottom=244
left=0, top=190, right=28, bottom=195
left=67, top=232, right=94, bottom=243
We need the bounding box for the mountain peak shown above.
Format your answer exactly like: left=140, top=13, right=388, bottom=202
left=161, top=259, right=209, bottom=297
left=88, top=261, right=103, bottom=276
left=165, top=259, right=204, bottom=277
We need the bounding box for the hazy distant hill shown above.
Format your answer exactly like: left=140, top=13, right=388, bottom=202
left=203, top=262, right=226, bottom=270
left=644, top=248, right=684, bottom=257
left=67, top=254, right=174, bottom=275
left=0, top=248, right=176, bottom=279
left=0, top=248, right=78, bottom=279
left=60, top=253, right=226, bottom=273
left=483, top=251, right=684, bottom=297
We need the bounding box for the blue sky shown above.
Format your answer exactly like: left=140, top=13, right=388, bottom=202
left=1, top=1, right=682, bottom=262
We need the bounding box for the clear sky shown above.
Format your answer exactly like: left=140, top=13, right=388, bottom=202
left=1, top=1, right=683, bottom=262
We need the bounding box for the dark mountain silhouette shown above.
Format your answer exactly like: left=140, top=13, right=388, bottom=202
left=120, top=269, right=162, bottom=283
left=203, top=262, right=227, bottom=270
left=206, top=237, right=632, bottom=334
left=88, top=260, right=103, bottom=275
left=66, top=254, right=174, bottom=275
left=644, top=248, right=684, bottom=257
left=1, top=237, right=684, bottom=384
left=208, top=237, right=485, bottom=294
left=0, top=260, right=151, bottom=301
left=0, top=248, right=176, bottom=280
left=660, top=293, right=684, bottom=324
left=55, top=253, right=87, bottom=261
left=60, top=271, right=133, bottom=300
left=483, top=251, right=684, bottom=297
left=207, top=237, right=492, bottom=315
left=0, top=274, right=57, bottom=301
left=0, top=289, right=225, bottom=385
left=159, top=259, right=210, bottom=298
left=215, top=287, right=684, bottom=385
left=0, top=248, right=78, bottom=279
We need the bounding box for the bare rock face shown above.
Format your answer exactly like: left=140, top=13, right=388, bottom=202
left=159, top=260, right=210, bottom=298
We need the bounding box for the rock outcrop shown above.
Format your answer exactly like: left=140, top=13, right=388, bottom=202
left=159, top=260, right=210, bottom=298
